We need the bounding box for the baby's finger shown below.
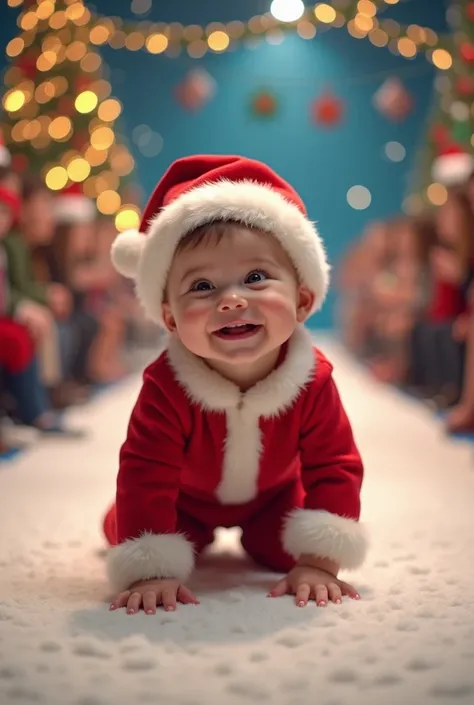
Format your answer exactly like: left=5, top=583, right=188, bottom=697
left=327, top=582, right=342, bottom=604
left=268, top=579, right=288, bottom=598
left=178, top=585, right=200, bottom=605
left=339, top=581, right=360, bottom=600
left=143, top=590, right=158, bottom=615
left=314, top=584, right=329, bottom=607
left=295, top=583, right=311, bottom=607
left=161, top=587, right=178, bottom=612
left=111, top=591, right=131, bottom=610
left=126, top=591, right=143, bottom=614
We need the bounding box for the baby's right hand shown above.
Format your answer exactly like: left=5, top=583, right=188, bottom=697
left=109, top=578, right=199, bottom=615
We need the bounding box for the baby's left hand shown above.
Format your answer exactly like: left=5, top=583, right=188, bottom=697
left=268, top=565, right=360, bottom=607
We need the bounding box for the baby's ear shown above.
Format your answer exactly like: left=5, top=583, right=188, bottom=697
left=162, top=303, right=177, bottom=332
left=296, top=286, right=315, bottom=322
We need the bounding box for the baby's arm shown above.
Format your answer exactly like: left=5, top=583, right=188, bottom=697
left=107, top=360, right=197, bottom=611
left=284, top=357, right=368, bottom=576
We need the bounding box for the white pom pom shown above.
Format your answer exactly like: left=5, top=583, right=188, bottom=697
left=110, top=229, right=144, bottom=278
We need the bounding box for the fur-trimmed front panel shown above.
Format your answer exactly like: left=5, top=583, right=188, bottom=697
left=167, top=325, right=315, bottom=504
left=106, top=532, right=195, bottom=592
left=131, top=179, right=329, bottom=324
left=282, top=509, right=369, bottom=570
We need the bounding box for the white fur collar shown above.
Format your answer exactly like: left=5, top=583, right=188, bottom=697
left=166, top=325, right=315, bottom=417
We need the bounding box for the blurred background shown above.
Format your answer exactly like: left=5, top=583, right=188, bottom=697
left=0, top=0, right=473, bottom=448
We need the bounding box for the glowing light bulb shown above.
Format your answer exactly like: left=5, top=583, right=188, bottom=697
left=270, top=0, right=305, bottom=23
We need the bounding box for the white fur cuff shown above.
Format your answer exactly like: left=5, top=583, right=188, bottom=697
left=106, top=532, right=195, bottom=592
left=282, top=509, right=368, bottom=570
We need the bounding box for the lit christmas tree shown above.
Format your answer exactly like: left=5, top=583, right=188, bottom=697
left=2, top=0, right=141, bottom=231
left=407, top=0, right=474, bottom=211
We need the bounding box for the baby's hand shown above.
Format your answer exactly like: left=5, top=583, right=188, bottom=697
left=109, top=578, right=199, bottom=615
left=268, top=565, right=360, bottom=607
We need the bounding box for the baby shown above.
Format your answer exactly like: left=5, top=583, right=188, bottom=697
left=104, top=155, right=368, bottom=614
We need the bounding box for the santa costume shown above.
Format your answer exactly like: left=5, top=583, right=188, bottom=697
left=104, top=155, right=368, bottom=592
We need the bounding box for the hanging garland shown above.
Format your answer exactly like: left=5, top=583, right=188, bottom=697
left=7, top=0, right=454, bottom=69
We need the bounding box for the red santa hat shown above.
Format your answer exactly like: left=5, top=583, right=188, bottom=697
left=53, top=183, right=96, bottom=224
left=111, top=154, right=330, bottom=324
left=0, top=130, right=11, bottom=168
left=431, top=142, right=474, bottom=186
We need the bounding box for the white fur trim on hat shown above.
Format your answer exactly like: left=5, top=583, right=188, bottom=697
left=54, top=195, right=96, bottom=224
left=106, top=532, right=195, bottom=592
left=282, top=509, right=368, bottom=570
left=432, top=152, right=474, bottom=186
left=115, top=179, right=330, bottom=324
left=111, top=229, right=146, bottom=278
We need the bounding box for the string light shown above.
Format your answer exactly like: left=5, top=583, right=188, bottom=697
left=48, top=116, right=72, bottom=141
left=426, top=183, right=448, bottom=206
left=45, top=166, right=69, bottom=191
left=67, top=157, right=91, bottom=182
left=431, top=48, right=452, bottom=70
left=207, top=31, right=230, bottom=52
left=314, top=4, right=337, bottom=23
left=146, top=33, right=169, bottom=53
left=270, top=0, right=305, bottom=23
left=115, top=206, right=141, bottom=232
left=97, top=189, right=121, bottom=214
left=3, top=90, right=26, bottom=113
left=75, top=90, right=99, bottom=114
left=98, top=99, right=122, bottom=122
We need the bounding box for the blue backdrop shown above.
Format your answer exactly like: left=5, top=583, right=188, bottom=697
left=1, top=0, right=448, bottom=327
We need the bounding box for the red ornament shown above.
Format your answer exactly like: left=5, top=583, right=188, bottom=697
left=57, top=96, right=75, bottom=115
left=175, top=69, right=216, bottom=111
left=460, top=42, right=474, bottom=63
left=373, top=77, right=413, bottom=122
left=17, top=52, right=39, bottom=79
left=311, top=91, right=344, bottom=127
left=431, top=124, right=449, bottom=145
left=456, top=75, right=474, bottom=96
left=11, top=154, right=28, bottom=173
left=252, top=90, right=278, bottom=117
left=467, top=3, right=474, bottom=22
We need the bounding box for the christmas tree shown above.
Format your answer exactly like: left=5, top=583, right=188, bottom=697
left=1, top=0, right=140, bottom=231
left=407, top=0, right=474, bottom=211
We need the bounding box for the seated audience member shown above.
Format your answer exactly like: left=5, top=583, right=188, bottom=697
left=336, top=220, right=392, bottom=358
left=3, top=174, right=82, bottom=408
left=0, top=169, right=81, bottom=436
left=367, top=215, right=435, bottom=384
left=39, top=186, right=127, bottom=385
left=409, top=188, right=474, bottom=406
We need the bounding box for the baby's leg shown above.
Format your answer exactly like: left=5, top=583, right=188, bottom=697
left=240, top=481, right=304, bottom=573
left=102, top=503, right=214, bottom=556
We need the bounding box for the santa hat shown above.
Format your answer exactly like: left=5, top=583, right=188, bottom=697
left=53, top=183, right=96, bottom=224
left=431, top=143, right=474, bottom=186
left=111, top=154, right=330, bottom=324
left=0, top=130, right=11, bottom=168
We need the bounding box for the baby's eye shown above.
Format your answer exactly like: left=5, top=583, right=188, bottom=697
left=190, top=279, right=214, bottom=292
left=245, top=270, right=269, bottom=284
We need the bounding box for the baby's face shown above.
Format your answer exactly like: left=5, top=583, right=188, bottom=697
left=162, top=225, right=314, bottom=367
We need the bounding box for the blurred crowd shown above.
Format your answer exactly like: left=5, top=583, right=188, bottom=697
left=0, top=153, right=153, bottom=454
left=337, top=171, right=474, bottom=436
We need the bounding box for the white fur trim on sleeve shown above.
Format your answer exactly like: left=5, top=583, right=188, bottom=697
left=111, top=229, right=146, bottom=278
left=106, top=532, right=195, bottom=592
left=282, top=509, right=368, bottom=570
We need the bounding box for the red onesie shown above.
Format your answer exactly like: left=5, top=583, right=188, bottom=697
left=104, top=326, right=368, bottom=592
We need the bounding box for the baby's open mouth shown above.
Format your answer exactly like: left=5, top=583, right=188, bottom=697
left=213, top=323, right=262, bottom=339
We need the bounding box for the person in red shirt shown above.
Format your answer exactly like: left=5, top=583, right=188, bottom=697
left=103, top=155, right=368, bottom=615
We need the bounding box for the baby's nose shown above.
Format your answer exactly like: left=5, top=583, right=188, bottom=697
left=218, top=292, right=248, bottom=312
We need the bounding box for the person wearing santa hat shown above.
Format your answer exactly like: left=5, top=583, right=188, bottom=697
left=104, top=155, right=368, bottom=615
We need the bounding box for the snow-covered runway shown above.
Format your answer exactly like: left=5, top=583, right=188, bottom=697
left=1, top=338, right=474, bottom=705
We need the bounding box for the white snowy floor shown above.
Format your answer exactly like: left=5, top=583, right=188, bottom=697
left=1, top=337, right=474, bottom=705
